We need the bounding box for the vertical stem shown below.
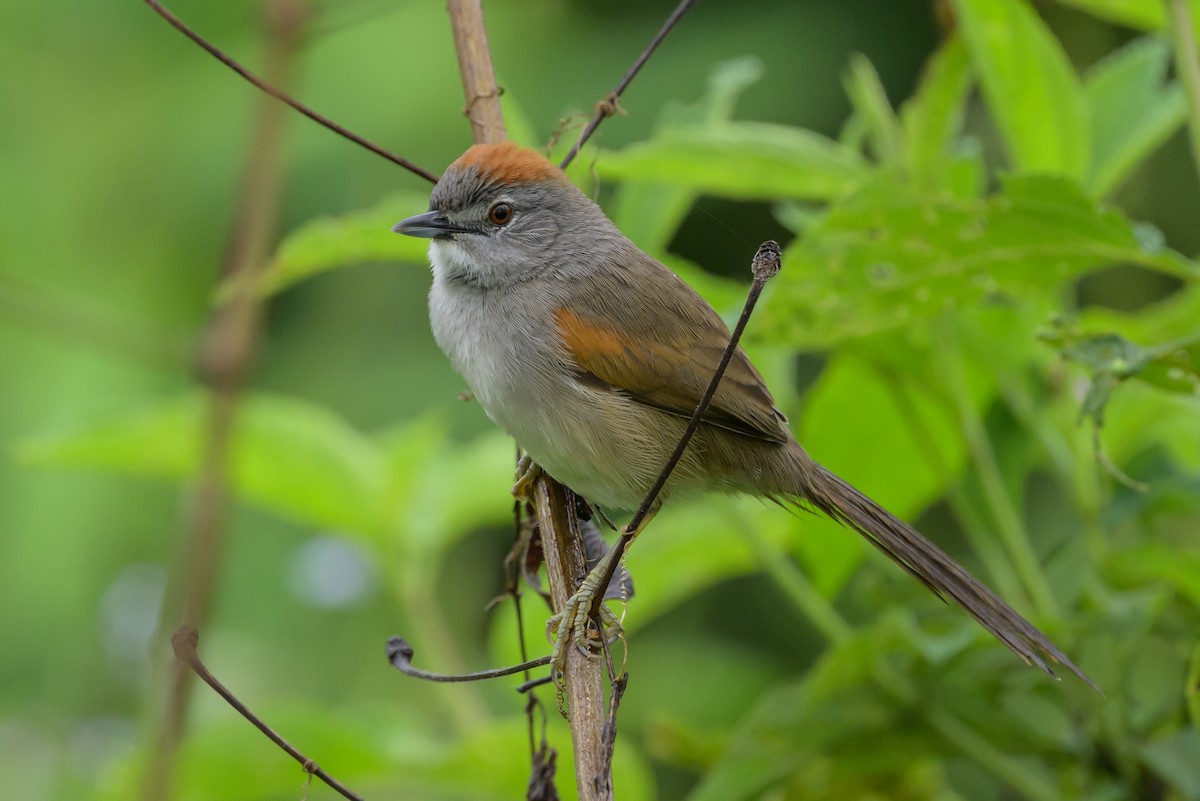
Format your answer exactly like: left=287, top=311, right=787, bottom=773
left=869, top=359, right=1030, bottom=607
left=1168, top=0, right=1200, bottom=184
left=533, top=481, right=609, bottom=801
left=141, top=3, right=305, bottom=799
left=446, top=0, right=507, bottom=144
left=443, top=4, right=606, bottom=797
left=934, top=320, right=1060, bottom=620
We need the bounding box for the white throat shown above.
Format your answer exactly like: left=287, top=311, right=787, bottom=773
left=428, top=239, right=476, bottom=283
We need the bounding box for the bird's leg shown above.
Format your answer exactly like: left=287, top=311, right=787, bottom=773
left=511, top=454, right=542, bottom=500
left=546, top=509, right=656, bottom=712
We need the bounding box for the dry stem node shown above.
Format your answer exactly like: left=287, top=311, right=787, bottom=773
left=560, top=0, right=697, bottom=168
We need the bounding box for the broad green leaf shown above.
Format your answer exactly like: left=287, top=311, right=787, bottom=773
left=688, top=618, right=951, bottom=801
left=17, top=393, right=389, bottom=535
left=844, top=53, right=902, bottom=164
left=379, top=422, right=514, bottom=558
left=900, top=33, right=976, bottom=193
left=1106, top=545, right=1200, bottom=608
left=1138, top=721, right=1200, bottom=798
left=1041, top=323, right=1200, bottom=466
left=1056, top=0, right=1167, bottom=30
left=758, top=174, right=1200, bottom=350
left=953, top=0, right=1090, bottom=177
left=236, top=190, right=432, bottom=298
left=598, top=122, right=871, bottom=202
left=1084, top=37, right=1187, bottom=197
left=614, top=58, right=766, bottom=254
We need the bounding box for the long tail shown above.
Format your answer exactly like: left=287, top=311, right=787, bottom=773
left=805, top=463, right=1098, bottom=692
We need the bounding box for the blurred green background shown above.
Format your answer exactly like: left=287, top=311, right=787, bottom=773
left=3, top=0, right=1200, bottom=799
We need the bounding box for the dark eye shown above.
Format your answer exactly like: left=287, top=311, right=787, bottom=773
left=487, top=203, right=513, bottom=226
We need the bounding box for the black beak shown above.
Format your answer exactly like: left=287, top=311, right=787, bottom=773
left=391, top=210, right=472, bottom=238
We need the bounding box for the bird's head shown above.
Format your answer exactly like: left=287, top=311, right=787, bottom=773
left=393, top=142, right=612, bottom=288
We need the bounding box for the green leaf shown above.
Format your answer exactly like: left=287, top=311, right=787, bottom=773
left=953, top=0, right=1090, bottom=177
left=612, top=496, right=781, bottom=630
left=613, top=57, right=767, bottom=254
left=689, top=618, right=953, bottom=801
left=1106, top=545, right=1200, bottom=608
left=598, top=122, right=871, bottom=202
left=900, top=33, right=976, bottom=192
left=1188, top=642, right=1200, bottom=726
left=1056, top=0, right=1167, bottom=31
left=843, top=53, right=902, bottom=164
left=17, top=393, right=389, bottom=535
left=379, top=423, right=515, bottom=557
left=757, top=174, right=1200, bottom=350
left=1084, top=37, right=1188, bottom=197
left=232, top=190, right=433, bottom=298
left=794, top=351, right=973, bottom=595
left=1138, top=728, right=1200, bottom=799
left=1040, top=323, right=1200, bottom=449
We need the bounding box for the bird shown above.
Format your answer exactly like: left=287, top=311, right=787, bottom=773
left=393, top=141, right=1094, bottom=691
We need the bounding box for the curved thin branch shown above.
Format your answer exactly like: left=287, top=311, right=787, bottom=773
left=143, top=0, right=440, bottom=183
left=559, top=0, right=697, bottom=168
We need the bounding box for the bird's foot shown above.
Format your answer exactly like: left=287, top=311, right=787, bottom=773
left=546, top=548, right=625, bottom=715
left=511, top=455, right=542, bottom=500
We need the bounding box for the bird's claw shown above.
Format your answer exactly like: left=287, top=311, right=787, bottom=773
left=546, top=584, right=623, bottom=716
left=511, top=455, right=542, bottom=500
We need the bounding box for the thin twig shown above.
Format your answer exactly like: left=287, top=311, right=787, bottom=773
left=588, top=241, right=782, bottom=619
left=597, top=674, right=628, bottom=798
left=386, top=636, right=551, bottom=682
left=143, top=0, right=439, bottom=183
left=142, top=5, right=302, bottom=799
left=559, top=0, right=697, bottom=169
left=629, top=241, right=781, bottom=531
left=171, top=627, right=364, bottom=801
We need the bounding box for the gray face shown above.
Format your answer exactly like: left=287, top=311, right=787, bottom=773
left=395, top=166, right=575, bottom=288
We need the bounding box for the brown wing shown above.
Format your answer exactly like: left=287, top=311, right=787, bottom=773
left=552, top=256, right=789, bottom=444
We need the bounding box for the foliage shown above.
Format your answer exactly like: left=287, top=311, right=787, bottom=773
left=8, top=0, right=1200, bottom=799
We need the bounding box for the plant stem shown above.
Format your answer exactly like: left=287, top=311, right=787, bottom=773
left=870, top=358, right=1029, bottom=607
left=141, top=4, right=303, bottom=799
left=935, top=321, right=1061, bottom=620
left=743, top=522, right=852, bottom=646
left=443, top=3, right=607, bottom=795
left=753, top=524, right=1062, bottom=801
left=1168, top=0, right=1200, bottom=184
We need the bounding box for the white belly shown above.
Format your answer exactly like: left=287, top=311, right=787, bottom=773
left=428, top=273, right=662, bottom=509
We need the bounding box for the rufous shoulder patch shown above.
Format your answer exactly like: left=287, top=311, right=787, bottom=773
left=554, top=307, right=626, bottom=363
left=451, top=142, right=567, bottom=186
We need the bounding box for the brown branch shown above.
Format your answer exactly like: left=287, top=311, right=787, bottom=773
left=447, top=0, right=507, bottom=144
left=559, top=0, right=697, bottom=169
left=140, top=4, right=303, bottom=800
left=443, top=4, right=606, bottom=797
left=588, top=241, right=782, bottom=619
left=143, top=0, right=439, bottom=183
left=171, top=627, right=364, bottom=801
left=533, top=480, right=611, bottom=801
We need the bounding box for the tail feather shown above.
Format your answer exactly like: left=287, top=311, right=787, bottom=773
left=807, top=464, right=1098, bottom=693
